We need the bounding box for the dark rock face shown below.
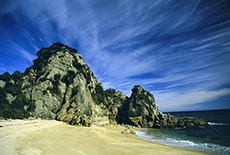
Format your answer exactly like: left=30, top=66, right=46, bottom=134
left=103, top=91, right=127, bottom=123
left=154, top=113, right=208, bottom=128
left=117, top=85, right=158, bottom=128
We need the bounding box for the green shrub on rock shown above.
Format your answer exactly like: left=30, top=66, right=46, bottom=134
left=105, top=88, right=116, bottom=98
left=0, top=72, right=11, bottom=82
left=0, top=71, right=35, bottom=119
left=91, top=84, right=105, bottom=105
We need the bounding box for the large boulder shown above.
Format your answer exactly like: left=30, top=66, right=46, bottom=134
left=117, top=85, right=158, bottom=128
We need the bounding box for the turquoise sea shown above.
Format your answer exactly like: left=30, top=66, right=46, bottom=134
left=135, top=109, right=230, bottom=155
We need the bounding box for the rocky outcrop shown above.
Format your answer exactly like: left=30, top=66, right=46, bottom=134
left=0, top=42, right=208, bottom=128
left=117, top=85, right=158, bottom=128
left=21, top=43, right=107, bottom=124
left=117, top=86, right=207, bottom=128
left=0, top=43, right=108, bottom=124
left=154, top=113, right=207, bottom=128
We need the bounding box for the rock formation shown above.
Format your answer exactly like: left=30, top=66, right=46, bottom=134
left=0, top=42, right=208, bottom=128
left=154, top=112, right=208, bottom=128
left=116, top=85, right=207, bottom=128
left=117, top=85, right=158, bottom=128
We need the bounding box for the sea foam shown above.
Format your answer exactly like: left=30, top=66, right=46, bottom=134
left=135, top=129, right=230, bottom=155
left=208, top=122, right=228, bottom=126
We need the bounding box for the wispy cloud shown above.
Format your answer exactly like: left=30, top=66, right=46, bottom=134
left=0, top=0, right=229, bottom=111
left=9, top=41, right=37, bottom=62
left=0, top=63, right=6, bottom=72
left=153, top=88, right=230, bottom=112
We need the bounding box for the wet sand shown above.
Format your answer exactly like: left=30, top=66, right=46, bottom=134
left=0, top=119, right=211, bottom=155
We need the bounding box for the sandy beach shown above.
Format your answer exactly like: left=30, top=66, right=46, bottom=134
left=0, top=119, right=211, bottom=155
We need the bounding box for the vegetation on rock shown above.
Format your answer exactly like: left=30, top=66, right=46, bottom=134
left=91, top=84, right=105, bottom=106
left=33, top=42, right=78, bottom=72
left=0, top=71, right=35, bottom=119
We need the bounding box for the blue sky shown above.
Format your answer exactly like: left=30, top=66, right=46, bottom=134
left=0, top=0, right=229, bottom=112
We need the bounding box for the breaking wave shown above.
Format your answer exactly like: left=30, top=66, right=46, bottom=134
left=135, top=129, right=230, bottom=155
left=208, top=122, right=228, bottom=126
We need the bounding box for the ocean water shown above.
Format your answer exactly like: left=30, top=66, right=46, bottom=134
left=135, top=109, right=230, bottom=155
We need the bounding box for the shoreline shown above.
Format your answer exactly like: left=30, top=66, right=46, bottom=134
left=0, top=119, right=211, bottom=155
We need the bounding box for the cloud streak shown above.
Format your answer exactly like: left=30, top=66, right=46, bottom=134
left=0, top=0, right=229, bottom=111
left=154, top=88, right=230, bottom=112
